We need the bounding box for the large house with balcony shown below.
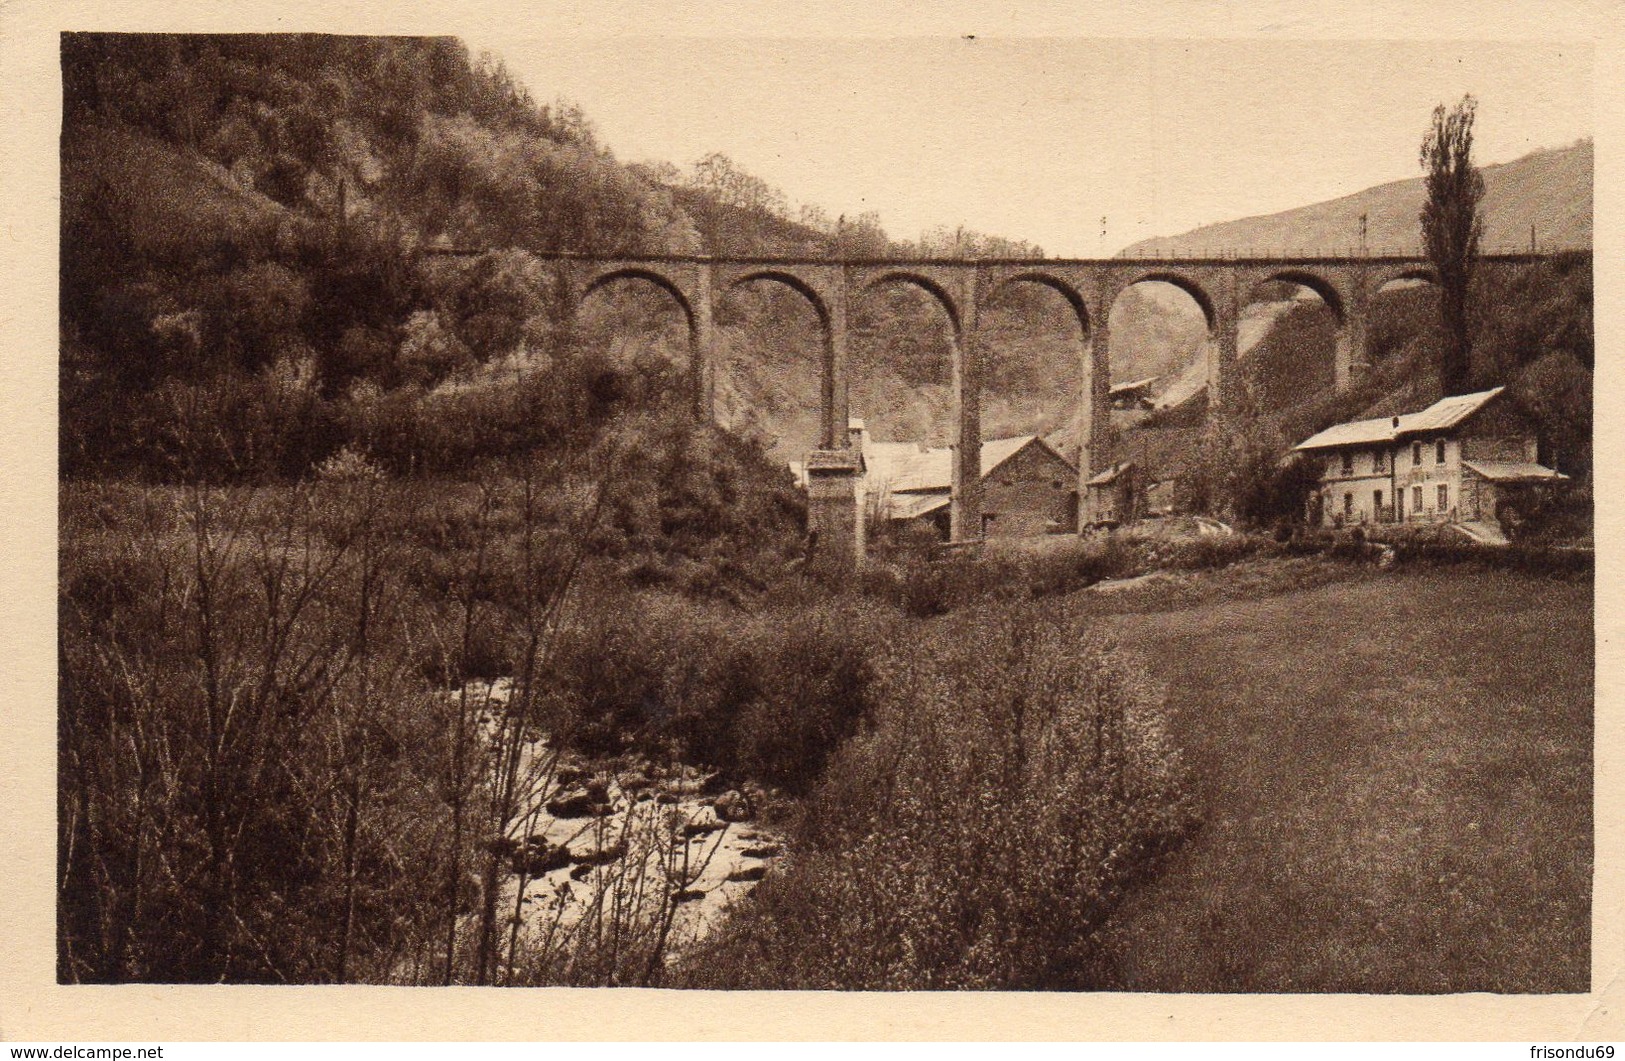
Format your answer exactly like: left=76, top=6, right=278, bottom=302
left=1293, top=387, right=1567, bottom=532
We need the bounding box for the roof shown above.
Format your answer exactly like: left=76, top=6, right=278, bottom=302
left=1292, top=414, right=1398, bottom=450
left=1109, top=376, right=1160, bottom=397
left=1462, top=460, right=1569, bottom=483
left=866, top=441, right=945, bottom=494
left=1402, top=388, right=1506, bottom=434
left=981, top=435, right=1043, bottom=477
left=866, top=435, right=1070, bottom=495
left=1086, top=461, right=1134, bottom=486
left=1294, top=387, right=1505, bottom=452
left=803, top=448, right=863, bottom=474
left=888, top=493, right=950, bottom=521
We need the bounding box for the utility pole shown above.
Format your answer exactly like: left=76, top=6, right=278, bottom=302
left=1359, top=212, right=1368, bottom=255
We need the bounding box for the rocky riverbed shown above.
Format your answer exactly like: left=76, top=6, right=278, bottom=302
left=465, top=680, right=788, bottom=972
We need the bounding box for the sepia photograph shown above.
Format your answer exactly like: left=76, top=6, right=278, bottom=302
left=9, top=2, right=1613, bottom=1037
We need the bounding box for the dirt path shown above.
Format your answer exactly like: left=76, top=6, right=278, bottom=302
left=1090, top=568, right=1592, bottom=992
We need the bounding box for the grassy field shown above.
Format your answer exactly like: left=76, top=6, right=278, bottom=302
left=1091, top=567, right=1592, bottom=993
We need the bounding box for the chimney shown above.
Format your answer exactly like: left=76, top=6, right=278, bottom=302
left=848, top=417, right=866, bottom=452
left=1392, top=416, right=1400, bottom=428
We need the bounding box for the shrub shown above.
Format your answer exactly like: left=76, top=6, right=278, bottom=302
left=885, top=550, right=1025, bottom=617
left=58, top=480, right=459, bottom=983
left=542, top=586, right=897, bottom=794
left=675, top=604, right=1196, bottom=990
left=1019, top=536, right=1138, bottom=598
left=880, top=531, right=1271, bottom=613
left=1387, top=540, right=1592, bottom=577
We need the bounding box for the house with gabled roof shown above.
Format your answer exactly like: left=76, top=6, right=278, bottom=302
left=795, top=420, right=1079, bottom=539
left=1293, top=386, right=1567, bottom=534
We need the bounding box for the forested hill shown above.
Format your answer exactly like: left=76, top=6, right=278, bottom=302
left=61, top=33, right=1061, bottom=479
left=1122, top=140, right=1592, bottom=257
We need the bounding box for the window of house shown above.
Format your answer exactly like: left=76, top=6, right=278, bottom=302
left=1344, top=492, right=1353, bottom=517
left=1374, top=489, right=1383, bottom=516
left=1374, top=450, right=1385, bottom=472
left=1436, top=439, right=1447, bottom=464
left=1412, top=441, right=1422, bottom=466
left=1413, top=485, right=1423, bottom=512
left=1341, top=451, right=1354, bottom=475
left=1438, top=483, right=1449, bottom=512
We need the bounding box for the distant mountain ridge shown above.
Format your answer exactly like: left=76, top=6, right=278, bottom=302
left=1121, top=140, right=1592, bottom=258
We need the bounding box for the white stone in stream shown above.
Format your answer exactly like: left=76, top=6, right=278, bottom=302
left=714, top=789, right=752, bottom=822
left=680, top=806, right=723, bottom=837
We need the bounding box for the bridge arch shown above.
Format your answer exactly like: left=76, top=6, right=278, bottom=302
left=727, top=269, right=832, bottom=330
left=862, top=270, right=963, bottom=337
left=723, top=268, right=841, bottom=448
left=1256, top=269, right=1346, bottom=324
left=1232, top=268, right=1350, bottom=400
left=578, top=264, right=713, bottom=421
left=985, top=271, right=1091, bottom=336
left=581, top=266, right=698, bottom=337
left=1116, top=271, right=1218, bottom=331
left=1096, top=270, right=1224, bottom=469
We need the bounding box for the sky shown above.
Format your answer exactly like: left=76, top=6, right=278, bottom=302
left=467, top=36, right=1592, bottom=258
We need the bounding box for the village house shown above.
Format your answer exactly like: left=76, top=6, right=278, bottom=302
left=1292, top=386, right=1567, bottom=534
left=793, top=420, right=1079, bottom=540
left=1083, top=461, right=1137, bottom=528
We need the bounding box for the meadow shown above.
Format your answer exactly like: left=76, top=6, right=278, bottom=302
left=1095, top=569, right=1593, bottom=992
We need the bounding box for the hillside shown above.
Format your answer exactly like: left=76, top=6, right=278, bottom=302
left=1122, top=140, right=1592, bottom=257
left=61, top=33, right=1074, bottom=480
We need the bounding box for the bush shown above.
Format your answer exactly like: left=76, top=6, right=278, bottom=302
left=1387, top=540, right=1592, bottom=577
left=542, top=586, right=897, bottom=794
left=885, top=551, right=1026, bottom=617
left=866, top=531, right=1271, bottom=615
left=1019, top=536, right=1139, bottom=598
left=59, top=480, right=458, bottom=983
left=1288, top=521, right=1591, bottom=576
left=674, top=603, right=1196, bottom=989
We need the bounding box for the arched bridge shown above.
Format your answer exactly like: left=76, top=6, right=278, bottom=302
left=473, top=250, right=1555, bottom=560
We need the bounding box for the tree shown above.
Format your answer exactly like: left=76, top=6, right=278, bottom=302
left=1419, top=95, right=1485, bottom=397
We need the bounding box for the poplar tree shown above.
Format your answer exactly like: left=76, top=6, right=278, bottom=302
left=1419, top=94, right=1485, bottom=396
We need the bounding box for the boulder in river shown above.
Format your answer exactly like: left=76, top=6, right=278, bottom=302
left=575, top=840, right=627, bottom=866
left=714, top=789, right=753, bottom=822
left=546, top=789, right=604, bottom=818
left=513, top=837, right=572, bottom=876
left=683, top=817, right=724, bottom=839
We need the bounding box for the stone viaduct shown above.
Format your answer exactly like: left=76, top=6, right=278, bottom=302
left=510, top=251, right=1551, bottom=564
